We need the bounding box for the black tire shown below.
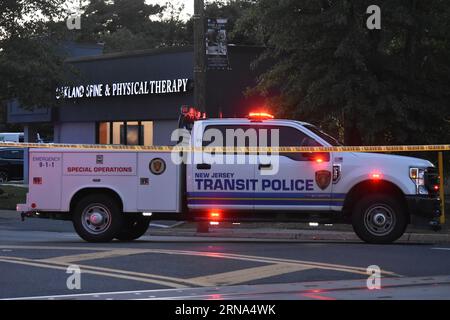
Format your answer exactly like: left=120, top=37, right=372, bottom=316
left=352, top=193, right=407, bottom=244
left=72, top=194, right=123, bottom=242
left=115, top=215, right=151, bottom=241
left=0, top=171, right=8, bottom=183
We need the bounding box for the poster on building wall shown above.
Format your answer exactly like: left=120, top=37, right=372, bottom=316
left=206, top=18, right=229, bottom=70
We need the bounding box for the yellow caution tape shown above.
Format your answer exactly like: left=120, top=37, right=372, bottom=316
left=1, top=142, right=450, bottom=153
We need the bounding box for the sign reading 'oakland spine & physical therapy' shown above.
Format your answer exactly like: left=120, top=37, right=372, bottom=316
left=57, top=78, right=190, bottom=99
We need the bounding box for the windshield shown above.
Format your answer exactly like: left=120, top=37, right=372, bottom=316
left=304, top=124, right=342, bottom=146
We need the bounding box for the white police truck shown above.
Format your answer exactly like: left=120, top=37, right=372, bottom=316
left=17, top=110, right=442, bottom=244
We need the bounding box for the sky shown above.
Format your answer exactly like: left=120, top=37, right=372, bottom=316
left=149, top=0, right=195, bottom=20
left=66, top=0, right=224, bottom=21
left=149, top=1, right=226, bottom=21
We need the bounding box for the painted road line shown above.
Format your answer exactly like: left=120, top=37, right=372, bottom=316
left=0, top=256, right=193, bottom=288
left=0, top=245, right=117, bottom=251
left=136, top=275, right=450, bottom=300
left=1, top=287, right=187, bottom=301
left=0, top=249, right=370, bottom=288
left=141, top=249, right=399, bottom=277
left=301, top=293, right=336, bottom=300
left=0, top=245, right=399, bottom=277
left=432, top=248, right=450, bottom=251
left=39, top=249, right=151, bottom=263
left=14, top=275, right=449, bottom=300
left=46, top=261, right=202, bottom=287
left=187, top=263, right=312, bottom=286
left=207, top=251, right=400, bottom=276
left=69, top=250, right=396, bottom=286
left=149, top=223, right=171, bottom=228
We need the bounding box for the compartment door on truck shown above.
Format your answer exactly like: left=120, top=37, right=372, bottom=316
left=137, top=153, right=181, bottom=212
left=188, top=124, right=257, bottom=210
left=254, top=125, right=333, bottom=211
left=29, top=151, right=63, bottom=210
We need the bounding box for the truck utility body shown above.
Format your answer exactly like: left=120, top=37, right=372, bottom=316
left=18, top=113, right=442, bottom=243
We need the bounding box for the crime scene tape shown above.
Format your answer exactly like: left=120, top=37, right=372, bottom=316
left=1, top=142, right=450, bottom=153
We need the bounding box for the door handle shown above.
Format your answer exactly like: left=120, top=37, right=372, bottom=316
left=258, top=163, right=272, bottom=170
left=196, top=163, right=211, bottom=170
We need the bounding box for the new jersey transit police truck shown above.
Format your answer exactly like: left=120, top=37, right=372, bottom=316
left=17, top=111, right=442, bottom=244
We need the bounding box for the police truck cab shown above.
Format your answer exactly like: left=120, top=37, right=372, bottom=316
left=17, top=110, right=442, bottom=244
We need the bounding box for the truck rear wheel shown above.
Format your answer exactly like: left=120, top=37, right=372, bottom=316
left=352, top=194, right=407, bottom=244
left=115, top=215, right=151, bottom=241
left=72, top=194, right=123, bottom=242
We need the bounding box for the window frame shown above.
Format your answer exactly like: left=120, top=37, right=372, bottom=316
left=201, top=123, right=326, bottom=161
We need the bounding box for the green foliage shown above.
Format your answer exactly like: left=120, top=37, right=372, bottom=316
left=78, top=0, right=259, bottom=52
left=76, top=0, right=191, bottom=52
left=236, top=0, right=450, bottom=145
left=0, top=0, right=68, bottom=109
left=203, top=0, right=259, bottom=45
left=0, top=185, right=27, bottom=210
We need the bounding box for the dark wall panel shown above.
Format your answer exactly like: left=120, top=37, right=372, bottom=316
left=206, top=46, right=266, bottom=118
left=59, top=50, right=195, bottom=122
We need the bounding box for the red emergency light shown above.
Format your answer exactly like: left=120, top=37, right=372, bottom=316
left=181, top=106, right=205, bottom=120
left=210, top=211, right=220, bottom=218
left=209, top=211, right=222, bottom=221
left=248, top=112, right=274, bottom=121
left=370, top=172, right=382, bottom=180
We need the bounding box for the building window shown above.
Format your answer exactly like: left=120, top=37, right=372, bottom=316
left=97, top=121, right=153, bottom=146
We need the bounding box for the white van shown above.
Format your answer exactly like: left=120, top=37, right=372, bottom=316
left=0, top=133, right=24, bottom=143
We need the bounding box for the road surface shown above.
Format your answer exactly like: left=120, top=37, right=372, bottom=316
left=0, top=215, right=449, bottom=300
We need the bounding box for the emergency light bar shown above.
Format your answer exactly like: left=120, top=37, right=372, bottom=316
left=178, top=106, right=206, bottom=131
left=248, top=112, right=274, bottom=121
left=181, top=106, right=206, bottom=121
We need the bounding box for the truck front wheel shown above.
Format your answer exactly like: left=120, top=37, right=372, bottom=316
left=352, top=194, right=407, bottom=244
left=115, top=215, right=151, bottom=241
left=72, top=194, right=123, bottom=242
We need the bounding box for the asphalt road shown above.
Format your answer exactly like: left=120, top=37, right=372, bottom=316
left=0, top=215, right=449, bottom=300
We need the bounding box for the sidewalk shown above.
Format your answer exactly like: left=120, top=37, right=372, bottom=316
left=149, top=223, right=450, bottom=244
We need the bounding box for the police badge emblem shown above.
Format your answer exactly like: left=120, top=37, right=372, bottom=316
left=149, top=158, right=166, bottom=175
left=315, top=170, right=331, bottom=190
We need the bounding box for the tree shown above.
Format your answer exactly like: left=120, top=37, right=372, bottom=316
left=76, top=0, right=191, bottom=52
left=0, top=0, right=68, bottom=109
left=236, top=0, right=450, bottom=145
left=202, top=0, right=260, bottom=45
left=77, top=0, right=260, bottom=53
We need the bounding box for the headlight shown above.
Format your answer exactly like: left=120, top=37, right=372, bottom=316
left=409, top=167, right=428, bottom=194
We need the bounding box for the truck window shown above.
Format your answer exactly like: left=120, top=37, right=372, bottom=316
left=272, top=126, right=321, bottom=147
left=303, top=124, right=341, bottom=146
left=263, top=125, right=322, bottom=161
left=202, top=125, right=259, bottom=151
left=3, top=149, right=23, bottom=159
left=202, top=124, right=321, bottom=161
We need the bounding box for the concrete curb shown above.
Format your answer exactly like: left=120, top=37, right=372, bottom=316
left=0, top=184, right=27, bottom=188
left=149, top=228, right=450, bottom=244
left=1, top=209, right=449, bottom=243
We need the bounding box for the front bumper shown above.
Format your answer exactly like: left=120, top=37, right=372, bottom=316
left=406, top=195, right=441, bottom=228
